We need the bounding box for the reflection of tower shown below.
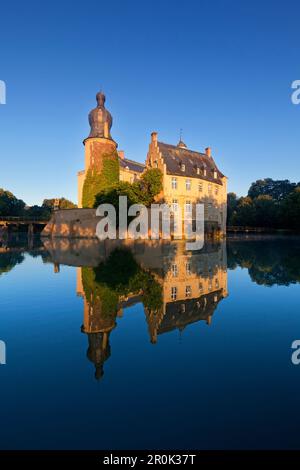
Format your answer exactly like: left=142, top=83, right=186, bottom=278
left=145, top=242, right=228, bottom=342
left=86, top=332, right=111, bottom=380
left=77, top=268, right=117, bottom=380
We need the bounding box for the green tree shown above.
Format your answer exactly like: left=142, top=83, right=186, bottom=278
left=138, top=168, right=163, bottom=206
left=94, top=181, right=140, bottom=208
left=231, top=197, right=256, bottom=226
left=227, top=192, right=239, bottom=225
left=248, top=178, right=297, bottom=201
left=94, top=168, right=163, bottom=211
left=42, top=198, right=77, bottom=210
left=0, top=189, right=25, bottom=216
left=24, top=205, right=51, bottom=219
left=281, top=187, right=300, bottom=230
left=253, top=195, right=279, bottom=227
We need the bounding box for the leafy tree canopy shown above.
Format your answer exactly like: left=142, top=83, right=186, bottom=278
left=0, top=189, right=25, bottom=216
left=94, top=168, right=163, bottom=210
left=248, top=178, right=298, bottom=201
left=42, top=198, right=77, bottom=210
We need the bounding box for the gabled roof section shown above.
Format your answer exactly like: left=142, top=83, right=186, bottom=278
left=157, top=141, right=225, bottom=185
left=119, top=157, right=145, bottom=173
left=158, top=290, right=223, bottom=335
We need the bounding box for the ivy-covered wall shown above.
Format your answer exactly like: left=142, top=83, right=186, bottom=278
left=82, top=150, right=120, bottom=208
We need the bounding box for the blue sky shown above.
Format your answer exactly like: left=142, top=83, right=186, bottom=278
left=0, top=0, right=299, bottom=205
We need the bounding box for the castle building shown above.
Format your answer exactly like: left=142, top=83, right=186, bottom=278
left=78, top=91, right=227, bottom=236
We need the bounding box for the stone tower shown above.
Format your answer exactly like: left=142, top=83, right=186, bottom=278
left=78, top=91, right=119, bottom=208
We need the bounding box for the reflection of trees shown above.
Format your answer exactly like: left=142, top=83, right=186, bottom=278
left=81, top=248, right=163, bottom=379
left=0, top=252, right=24, bottom=276
left=83, top=248, right=163, bottom=312
left=227, top=238, right=300, bottom=286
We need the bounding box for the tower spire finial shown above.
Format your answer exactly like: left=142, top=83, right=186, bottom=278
left=177, top=129, right=187, bottom=149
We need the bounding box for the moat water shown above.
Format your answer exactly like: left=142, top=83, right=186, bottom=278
left=0, top=235, right=300, bottom=449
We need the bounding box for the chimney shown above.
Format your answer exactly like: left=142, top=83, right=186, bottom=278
left=118, top=150, right=125, bottom=160
left=205, top=147, right=211, bottom=157
left=151, top=131, right=158, bottom=143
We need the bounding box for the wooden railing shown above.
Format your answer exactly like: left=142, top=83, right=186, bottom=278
left=0, top=216, right=49, bottom=223
left=227, top=226, right=272, bottom=232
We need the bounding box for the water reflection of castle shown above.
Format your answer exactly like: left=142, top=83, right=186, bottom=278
left=75, top=241, right=228, bottom=380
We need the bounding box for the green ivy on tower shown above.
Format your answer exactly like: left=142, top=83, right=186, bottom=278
left=82, top=150, right=120, bottom=208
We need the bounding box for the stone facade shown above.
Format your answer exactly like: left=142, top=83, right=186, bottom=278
left=146, top=132, right=227, bottom=235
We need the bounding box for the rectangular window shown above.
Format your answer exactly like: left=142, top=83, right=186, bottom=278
left=171, top=177, right=177, bottom=190
left=199, top=282, right=203, bottom=294
left=198, top=182, right=203, bottom=192
left=186, top=262, right=191, bottom=275
left=214, top=171, right=218, bottom=179
left=185, top=200, right=192, bottom=213
left=172, top=199, right=178, bottom=212
left=208, top=183, right=212, bottom=194
left=186, top=179, right=191, bottom=191
left=215, top=278, right=219, bottom=289
left=203, top=169, right=207, bottom=176
left=171, top=264, right=178, bottom=277
left=185, top=285, right=192, bottom=298
left=171, top=286, right=177, bottom=301
left=196, top=167, right=200, bottom=175
left=215, top=186, right=218, bottom=195
left=181, top=163, right=185, bottom=172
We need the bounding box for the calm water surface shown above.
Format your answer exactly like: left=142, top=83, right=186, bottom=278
left=0, top=235, right=300, bottom=449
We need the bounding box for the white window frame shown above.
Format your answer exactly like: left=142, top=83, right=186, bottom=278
left=172, top=199, right=179, bottom=212
left=185, top=285, right=192, bottom=298
left=171, top=264, right=178, bottom=277
left=171, top=286, right=177, bottom=300
left=185, top=200, right=192, bottom=213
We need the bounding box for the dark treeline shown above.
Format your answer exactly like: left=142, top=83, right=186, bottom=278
left=228, top=178, right=300, bottom=230
left=0, top=189, right=77, bottom=218
left=227, top=238, right=300, bottom=286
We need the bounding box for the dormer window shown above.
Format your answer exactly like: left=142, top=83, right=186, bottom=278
left=196, top=167, right=200, bottom=175
left=203, top=169, right=207, bottom=176
left=214, top=170, right=218, bottom=179
left=181, top=163, right=185, bottom=172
